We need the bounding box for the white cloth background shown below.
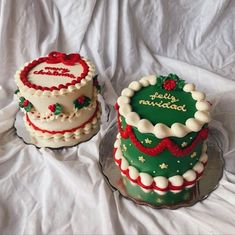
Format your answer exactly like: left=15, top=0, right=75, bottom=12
left=0, top=0, right=235, bottom=234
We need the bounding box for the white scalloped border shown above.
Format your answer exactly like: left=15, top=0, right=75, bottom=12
left=117, top=75, right=211, bottom=138
left=114, top=135, right=208, bottom=194
left=15, top=58, right=96, bottom=97
left=24, top=104, right=101, bottom=141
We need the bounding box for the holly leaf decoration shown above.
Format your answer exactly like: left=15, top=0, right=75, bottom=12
left=19, top=97, right=32, bottom=112
left=24, top=103, right=32, bottom=112
left=14, top=89, right=20, bottom=94
left=157, top=73, right=185, bottom=91
left=48, top=103, right=62, bottom=115
left=93, top=74, right=101, bottom=92
left=73, top=95, right=91, bottom=109
left=54, top=103, right=62, bottom=115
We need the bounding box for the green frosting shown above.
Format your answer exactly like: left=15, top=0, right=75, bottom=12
left=130, top=75, right=197, bottom=126
left=120, top=115, right=204, bottom=178
left=123, top=176, right=194, bottom=206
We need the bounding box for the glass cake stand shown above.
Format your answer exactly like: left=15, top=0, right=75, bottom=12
left=99, top=124, right=224, bottom=209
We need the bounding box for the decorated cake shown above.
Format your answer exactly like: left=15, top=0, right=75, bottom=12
left=15, top=51, right=101, bottom=148
left=114, top=74, right=211, bottom=206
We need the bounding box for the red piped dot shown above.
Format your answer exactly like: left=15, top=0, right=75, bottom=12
left=71, top=80, right=77, bottom=85
left=48, top=104, right=56, bottom=112
left=23, top=100, right=29, bottom=107
left=80, top=72, right=85, bottom=78
left=58, top=84, right=66, bottom=89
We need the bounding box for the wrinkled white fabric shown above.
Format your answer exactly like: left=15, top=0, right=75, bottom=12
left=0, top=0, right=235, bottom=234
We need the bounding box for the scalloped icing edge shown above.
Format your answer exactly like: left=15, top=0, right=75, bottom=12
left=117, top=75, right=211, bottom=138
left=114, top=135, right=208, bottom=194
left=15, top=58, right=96, bottom=97
left=24, top=104, right=101, bottom=141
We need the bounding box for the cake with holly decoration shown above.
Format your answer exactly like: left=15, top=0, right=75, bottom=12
left=114, top=74, right=211, bottom=206
left=15, top=51, right=101, bottom=148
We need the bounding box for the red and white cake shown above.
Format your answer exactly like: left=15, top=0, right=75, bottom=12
left=15, top=51, right=101, bottom=148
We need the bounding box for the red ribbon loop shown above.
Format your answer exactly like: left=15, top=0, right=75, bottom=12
left=46, top=51, right=81, bottom=65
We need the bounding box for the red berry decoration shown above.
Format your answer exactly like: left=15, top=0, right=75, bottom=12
left=48, top=104, right=56, bottom=112
left=73, top=95, right=91, bottom=109
left=163, top=79, right=176, bottom=91
left=77, top=96, right=85, bottom=104
left=23, top=100, right=29, bottom=107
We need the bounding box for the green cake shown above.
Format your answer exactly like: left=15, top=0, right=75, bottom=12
left=114, top=74, right=211, bottom=206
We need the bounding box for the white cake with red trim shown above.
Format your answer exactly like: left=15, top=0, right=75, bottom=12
left=15, top=51, right=101, bottom=148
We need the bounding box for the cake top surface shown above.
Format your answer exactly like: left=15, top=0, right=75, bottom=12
left=15, top=51, right=95, bottom=96
left=28, top=61, right=83, bottom=87
left=130, top=74, right=198, bottom=126
left=117, top=74, right=211, bottom=138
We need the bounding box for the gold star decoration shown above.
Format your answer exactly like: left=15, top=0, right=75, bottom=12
left=191, top=152, right=197, bottom=158
left=122, top=144, right=127, bottom=151
left=145, top=138, right=152, bottom=144
left=156, top=198, right=163, bottom=203
left=181, top=142, right=188, bottom=147
left=159, top=163, right=168, bottom=169
left=138, top=156, right=146, bottom=163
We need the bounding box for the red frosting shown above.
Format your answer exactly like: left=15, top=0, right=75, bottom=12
left=19, top=51, right=89, bottom=91
left=163, top=79, right=176, bottom=90
left=114, top=148, right=206, bottom=192
left=115, top=104, right=208, bottom=157
left=26, top=102, right=99, bottom=135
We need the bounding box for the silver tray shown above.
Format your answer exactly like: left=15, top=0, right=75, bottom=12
left=99, top=124, right=224, bottom=209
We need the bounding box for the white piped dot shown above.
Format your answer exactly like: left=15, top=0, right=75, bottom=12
left=183, top=83, right=195, bottom=92
left=193, top=162, right=204, bottom=174
left=139, top=172, right=153, bottom=186
left=129, top=81, right=141, bottom=91
left=121, top=88, right=134, bottom=97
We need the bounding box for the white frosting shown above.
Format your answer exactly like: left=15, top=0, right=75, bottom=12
left=183, top=170, right=197, bottom=181
left=27, top=99, right=97, bottom=131
left=117, top=75, right=211, bottom=138
left=24, top=105, right=101, bottom=142
left=139, top=173, right=153, bottom=186
left=193, top=162, right=204, bottom=174
left=168, top=175, right=184, bottom=187
left=199, top=153, right=208, bottom=163
left=120, top=157, right=129, bottom=171
left=128, top=166, right=139, bottom=180
left=28, top=62, right=83, bottom=87
left=154, top=176, right=168, bottom=188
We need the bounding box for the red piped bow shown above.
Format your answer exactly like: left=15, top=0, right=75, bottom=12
left=46, top=51, right=81, bottom=66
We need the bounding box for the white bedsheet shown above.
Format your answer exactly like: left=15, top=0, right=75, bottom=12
left=0, top=0, right=235, bottom=234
